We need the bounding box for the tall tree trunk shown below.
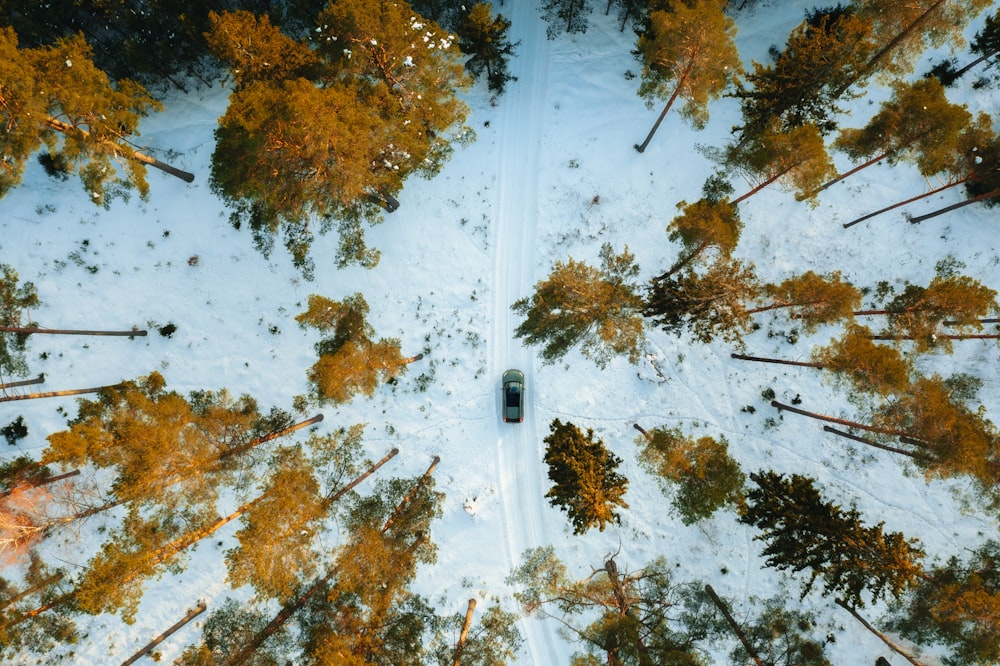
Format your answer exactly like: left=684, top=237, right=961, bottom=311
left=453, top=599, right=477, bottom=666
left=0, top=469, right=80, bottom=500
left=822, top=426, right=919, bottom=458
left=654, top=239, right=710, bottom=280
left=0, top=572, right=63, bottom=612
left=837, top=0, right=948, bottom=96
left=843, top=178, right=966, bottom=228
left=383, top=455, right=440, bottom=532
left=952, top=48, right=1000, bottom=78
left=0, top=374, right=44, bottom=390
left=605, top=558, right=653, bottom=666
left=770, top=400, right=910, bottom=438
left=222, top=466, right=440, bottom=666
left=0, top=327, right=146, bottom=337
left=732, top=170, right=786, bottom=205
left=704, top=584, right=765, bottom=666
left=834, top=598, right=929, bottom=666
left=633, top=423, right=652, bottom=442
left=44, top=117, right=195, bottom=183
left=907, top=187, right=1000, bottom=224
left=731, top=353, right=823, bottom=368
left=0, top=384, right=120, bottom=403
left=635, top=79, right=685, bottom=154
left=813, top=151, right=891, bottom=195
left=120, top=602, right=208, bottom=666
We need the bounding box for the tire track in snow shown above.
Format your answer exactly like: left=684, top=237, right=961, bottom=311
left=487, top=2, right=563, bottom=664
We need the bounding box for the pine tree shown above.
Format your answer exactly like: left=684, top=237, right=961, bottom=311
left=457, top=3, right=520, bottom=95
left=855, top=274, right=998, bottom=352
left=843, top=115, right=996, bottom=227
left=633, top=0, right=741, bottom=153
left=728, top=122, right=836, bottom=205
left=209, top=0, right=471, bottom=271
left=0, top=552, right=75, bottom=660
left=740, top=471, right=924, bottom=607
left=823, top=77, right=973, bottom=194
left=659, top=199, right=742, bottom=279
left=174, top=597, right=292, bottom=666
left=953, top=6, right=1000, bottom=78
left=811, top=324, right=912, bottom=398
left=714, top=594, right=832, bottom=666
left=224, top=446, right=328, bottom=602
left=733, top=7, right=873, bottom=141
left=428, top=600, right=523, bottom=666
left=749, top=270, right=861, bottom=333
left=644, top=256, right=760, bottom=345
left=872, top=374, right=999, bottom=498
left=0, top=27, right=165, bottom=205
left=887, top=539, right=1000, bottom=666
left=43, top=373, right=265, bottom=517
left=539, top=0, right=592, bottom=39
left=0, top=265, right=40, bottom=380
left=543, top=419, right=629, bottom=534
left=636, top=426, right=745, bottom=525
left=296, top=293, right=415, bottom=405
left=513, top=244, right=645, bottom=368
left=510, top=547, right=716, bottom=666
left=850, top=0, right=994, bottom=87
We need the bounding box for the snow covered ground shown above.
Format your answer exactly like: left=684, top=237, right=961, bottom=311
left=2, top=0, right=999, bottom=663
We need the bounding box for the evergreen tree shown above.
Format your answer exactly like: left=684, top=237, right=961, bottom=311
left=174, top=597, right=292, bottom=666
left=513, top=244, right=645, bottom=368
left=510, top=547, right=717, bottom=666
left=732, top=7, right=873, bottom=141
left=0, top=265, right=40, bottom=379
left=428, top=600, right=523, bottom=666
left=749, top=270, right=861, bottom=333
left=954, top=6, right=1000, bottom=78
left=298, top=473, right=444, bottom=664
left=636, top=427, right=745, bottom=525
left=856, top=274, right=998, bottom=352
left=0, top=0, right=229, bottom=90
left=209, top=0, right=471, bottom=272
left=644, top=256, right=760, bottom=345
left=0, top=27, right=163, bottom=205
left=727, top=596, right=832, bottom=666
left=540, top=0, right=592, bottom=39
left=659, top=199, right=742, bottom=279
left=457, top=3, right=519, bottom=95
left=43, top=373, right=265, bottom=518
left=224, top=446, right=328, bottom=602
left=543, top=419, right=629, bottom=534
left=872, top=374, right=999, bottom=499
left=633, top=0, right=741, bottom=153
left=827, top=78, right=973, bottom=191
left=850, top=0, right=994, bottom=86
left=296, top=293, right=413, bottom=405
left=728, top=122, right=836, bottom=204
left=811, top=324, right=913, bottom=398
left=843, top=114, right=996, bottom=227
left=740, top=471, right=924, bottom=607
left=888, top=540, right=1000, bottom=666
left=0, top=552, right=75, bottom=660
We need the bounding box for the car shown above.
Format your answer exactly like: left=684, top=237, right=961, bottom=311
left=502, top=369, right=525, bottom=423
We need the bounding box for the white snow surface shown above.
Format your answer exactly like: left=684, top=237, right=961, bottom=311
left=2, top=1, right=999, bottom=664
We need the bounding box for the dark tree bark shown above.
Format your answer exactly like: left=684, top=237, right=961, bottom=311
left=120, top=602, right=208, bottom=666
left=907, top=187, right=1000, bottom=223
left=704, top=584, right=765, bottom=666
left=731, top=353, right=823, bottom=368
left=843, top=179, right=966, bottom=228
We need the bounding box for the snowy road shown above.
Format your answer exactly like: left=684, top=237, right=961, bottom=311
left=488, top=2, right=566, bottom=664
